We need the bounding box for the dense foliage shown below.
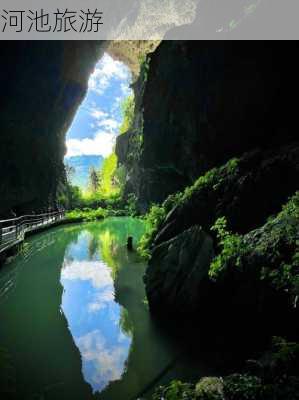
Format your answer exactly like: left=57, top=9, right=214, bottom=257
left=209, top=216, right=243, bottom=279
left=139, top=53, right=151, bottom=86
left=137, top=192, right=183, bottom=258
left=209, top=192, right=299, bottom=305
left=119, top=94, right=135, bottom=135
left=88, top=166, right=100, bottom=193
left=138, top=159, right=240, bottom=257
left=57, top=182, right=83, bottom=210
left=138, top=204, right=166, bottom=259
left=65, top=204, right=134, bottom=222
left=153, top=380, right=194, bottom=400
left=65, top=207, right=107, bottom=222
left=99, top=153, right=119, bottom=197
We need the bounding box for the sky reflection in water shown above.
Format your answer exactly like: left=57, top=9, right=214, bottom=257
left=60, top=228, right=132, bottom=393
left=0, top=217, right=209, bottom=400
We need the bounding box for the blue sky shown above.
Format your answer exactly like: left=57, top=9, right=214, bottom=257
left=61, top=230, right=132, bottom=393
left=65, top=53, right=132, bottom=158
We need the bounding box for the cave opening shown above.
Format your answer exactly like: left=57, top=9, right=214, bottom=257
left=63, top=51, right=133, bottom=206
left=0, top=38, right=298, bottom=400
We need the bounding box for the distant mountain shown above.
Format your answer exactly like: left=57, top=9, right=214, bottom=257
left=64, top=155, right=103, bottom=189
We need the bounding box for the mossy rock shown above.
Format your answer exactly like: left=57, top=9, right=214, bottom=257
left=145, top=191, right=298, bottom=349
left=210, top=192, right=299, bottom=306
left=152, top=144, right=299, bottom=247
left=195, top=377, right=224, bottom=400
left=145, top=225, right=214, bottom=313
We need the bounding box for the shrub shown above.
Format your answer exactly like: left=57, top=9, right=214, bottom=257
left=66, top=207, right=107, bottom=222
left=119, top=94, right=135, bottom=135
left=139, top=53, right=151, bottom=85
left=209, top=217, right=244, bottom=279
left=99, top=153, right=119, bottom=197
left=181, top=158, right=239, bottom=205
left=152, top=380, right=195, bottom=400
left=269, top=336, right=299, bottom=376
left=138, top=204, right=166, bottom=259
left=195, top=377, right=224, bottom=400
left=58, top=184, right=84, bottom=210
left=125, top=193, right=138, bottom=217
left=209, top=192, right=299, bottom=304
left=137, top=157, right=240, bottom=257
left=258, top=192, right=299, bottom=301
left=224, top=374, right=262, bottom=400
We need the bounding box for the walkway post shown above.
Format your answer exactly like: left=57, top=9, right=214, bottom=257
left=0, top=222, right=2, bottom=245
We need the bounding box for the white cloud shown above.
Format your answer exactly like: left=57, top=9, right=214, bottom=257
left=87, top=105, right=120, bottom=134
left=61, top=260, right=113, bottom=289
left=87, top=289, right=115, bottom=313
left=89, top=108, right=108, bottom=120
left=120, top=82, right=132, bottom=97
left=111, top=96, right=123, bottom=116
left=89, top=53, right=131, bottom=96
left=62, top=255, right=116, bottom=315
left=65, top=54, right=132, bottom=158
left=76, top=329, right=130, bottom=390
left=65, top=131, right=116, bottom=158
left=97, top=118, right=120, bottom=132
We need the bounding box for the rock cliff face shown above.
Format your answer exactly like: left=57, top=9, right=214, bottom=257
left=134, top=43, right=299, bottom=349
left=2, top=40, right=297, bottom=218
left=0, top=41, right=105, bottom=217
left=107, top=41, right=160, bottom=77
left=145, top=225, right=214, bottom=312
left=117, top=41, right=299, bottom=212
left=144, top=147, right=299, bottom=348
left=154, top=144, right=299, bottom=245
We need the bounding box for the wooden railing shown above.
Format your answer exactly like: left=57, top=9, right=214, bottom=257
left=0, top=211, right=65, bottom=255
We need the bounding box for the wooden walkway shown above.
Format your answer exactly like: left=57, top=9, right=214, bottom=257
left=0, top=211, right=65, bottom=255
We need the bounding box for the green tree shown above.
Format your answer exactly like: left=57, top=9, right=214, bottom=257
left=119, top=94, right=135, bottom=134
left=114, top=164, right=127, bottom=192
left=58, top=184, right=83, bottom=210
left=65, top=164, right=75, bottom=182
left=99, top=153, right=118, bottom=197
left=88, top=166, right=100, bottom=193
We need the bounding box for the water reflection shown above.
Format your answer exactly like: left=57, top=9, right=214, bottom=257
left=60, top=218, right=145, bottom=394
left=0, top=217, right=207, bottom=400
